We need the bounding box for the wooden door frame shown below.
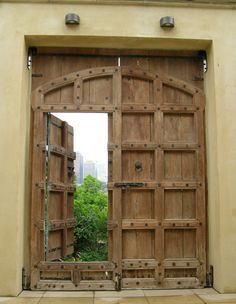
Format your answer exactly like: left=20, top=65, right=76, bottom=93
left=30, top=63, right=207, bottom=290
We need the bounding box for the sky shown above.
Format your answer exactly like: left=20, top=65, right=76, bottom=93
left=53, top=113, right=108, bottom=164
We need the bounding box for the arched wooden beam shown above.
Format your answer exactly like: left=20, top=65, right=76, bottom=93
left=31, top=66, right=204, bottom=111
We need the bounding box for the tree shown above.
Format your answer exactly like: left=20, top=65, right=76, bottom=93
left=73, top=175, right=108, bottom=261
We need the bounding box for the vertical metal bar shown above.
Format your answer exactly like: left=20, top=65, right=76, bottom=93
left=62, top=121, right=68, bottom=257
left=44, top=113, right=51, bottom=261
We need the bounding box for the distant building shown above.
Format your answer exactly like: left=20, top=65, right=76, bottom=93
left=96, top=162, right=108, bottom=182
left=84, top=160, right=97, bottom=179
left=74, top=152, right=84, bottom=184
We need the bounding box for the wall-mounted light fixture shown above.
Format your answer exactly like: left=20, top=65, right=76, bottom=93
left=160, top=16, right=175, bottom=28
left=65, top=13, right=80, bottom=25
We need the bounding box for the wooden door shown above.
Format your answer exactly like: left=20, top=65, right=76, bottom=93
left=116, top=67, right=205, bottom=289
left=30, top=50, right=206, bottom=290
left=31, top=112, right=76, bottom=287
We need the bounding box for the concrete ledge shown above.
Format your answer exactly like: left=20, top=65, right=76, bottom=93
left=1, top=0, right=236, bottom=10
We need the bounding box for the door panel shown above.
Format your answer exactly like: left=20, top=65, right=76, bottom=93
left=31, top=50, right=206, bottom=290
left=163, top=113, right=196, bottom=143
left=122, top=113, right=154, bottom=143
left=122, top=190, right=155, bottom=219
left=122, top=76, right=154, bottom=104
left=41, top=114, right=76, bottom=261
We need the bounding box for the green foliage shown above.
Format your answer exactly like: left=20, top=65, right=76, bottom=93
left=74, top=175, right=108, bottom=261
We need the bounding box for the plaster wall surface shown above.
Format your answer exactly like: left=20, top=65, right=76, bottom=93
left=0, top=2, right=235, bottom=295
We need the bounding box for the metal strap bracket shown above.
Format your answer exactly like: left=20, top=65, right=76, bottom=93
left=114, top=182, right=146, bottom=188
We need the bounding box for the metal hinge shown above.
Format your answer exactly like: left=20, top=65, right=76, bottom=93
left=22, top=268, right=30, bottom=290
left=198, top=50, right=208, bottom=73
left=115, top=273, right=121, bottom=291
left=27, top=47, right=37, bottom=70
left=206, top=265, right=214, bottom=287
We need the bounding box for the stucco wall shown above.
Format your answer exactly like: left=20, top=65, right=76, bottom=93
left=0, top=2, right=236, bottom=295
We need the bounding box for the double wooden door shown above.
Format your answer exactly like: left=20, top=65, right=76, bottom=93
left=31, top=49, right=206, bottom=290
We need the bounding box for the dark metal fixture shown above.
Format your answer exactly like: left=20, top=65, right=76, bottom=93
left=160, top=16, right=175, bottom=28
left=65, top=13, right=80, bottom=25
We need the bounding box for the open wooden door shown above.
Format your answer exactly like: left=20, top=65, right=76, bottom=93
left=30, top=68, right=119, bottom=291
left=44, top=114, right=76, bottom=261
left=31, top=113, right=76, bottom=287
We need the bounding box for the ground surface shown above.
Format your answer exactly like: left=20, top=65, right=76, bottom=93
left=1, top=289, right=236, bottom=304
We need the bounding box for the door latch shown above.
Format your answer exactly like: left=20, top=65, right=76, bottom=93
left=114, top=182, right=146, bottom=188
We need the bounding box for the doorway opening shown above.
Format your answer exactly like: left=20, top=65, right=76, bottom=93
left=44, top=112, right=109, bottom=263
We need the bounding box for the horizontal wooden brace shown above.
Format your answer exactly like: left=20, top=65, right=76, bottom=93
left=161, top=182, right=203, bottom=188
left=34, top=104, right=203, bottom=113
left=162, top=219, right=201, bottom=228
left=122, top=143, right=157, bottom=150
left=161, top=143, right=200, bottom=150
left=160, top=105, right=200, bottom=112
left=77, top=105, right=115, bottom=113
left=39, top=261, right=116, bottom=271
left=163, top=277, right=201, bottom=289
left=36, top=280, right=116, bottom=291
left=37, top=218, right=77, bottom=231
left=39, top=143, right=76, bottom=159
left=108, top=143, right=200, bottom=151
left=122, top=278, right=158, bottom=289
left=122, top=259, right=157, bottom=269
left=163, top=258, right=200, bottom=268
left=39, top=143, right=66, bottom=156
left=36, top=48, right=202, bottom=57
left=108, top=182, right=156, bottom=189
left=108, top=181, right=203, bottom=189
left=37, top=182, right=75, bottom=192
left=121, top=105, right=156, bottom=112
left=108, top=143, right=157, bottom=151
left=35, top=105, right=115, bottom=113
left=122, top=219, right=159, bottom=229
left=108, top=220, right=201, bottom=230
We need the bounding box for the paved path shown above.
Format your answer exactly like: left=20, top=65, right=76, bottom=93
left=1, top=289, right=236, bottom=304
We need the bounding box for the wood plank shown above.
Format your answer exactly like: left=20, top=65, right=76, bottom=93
left=30, top=110, right=45, bottom=289
left=36, top=48, right=201, bottom=58
left=36, top=280, right=115, bottom=291
left=111, top=68, right=122, bottom=280
left=39, top=261, right=115, bottom=271
left=122, top=259, right=157, bottom=269
left=163, top=277, right=201, bottom=289
left=122, top=278, right=158, bottom=289
left=163, top=258, right=200, bottom=268
left=122, top=219, right=159, bottom=229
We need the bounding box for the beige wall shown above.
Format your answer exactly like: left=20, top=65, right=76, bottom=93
left=0, top=2, right=236, bottom=295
